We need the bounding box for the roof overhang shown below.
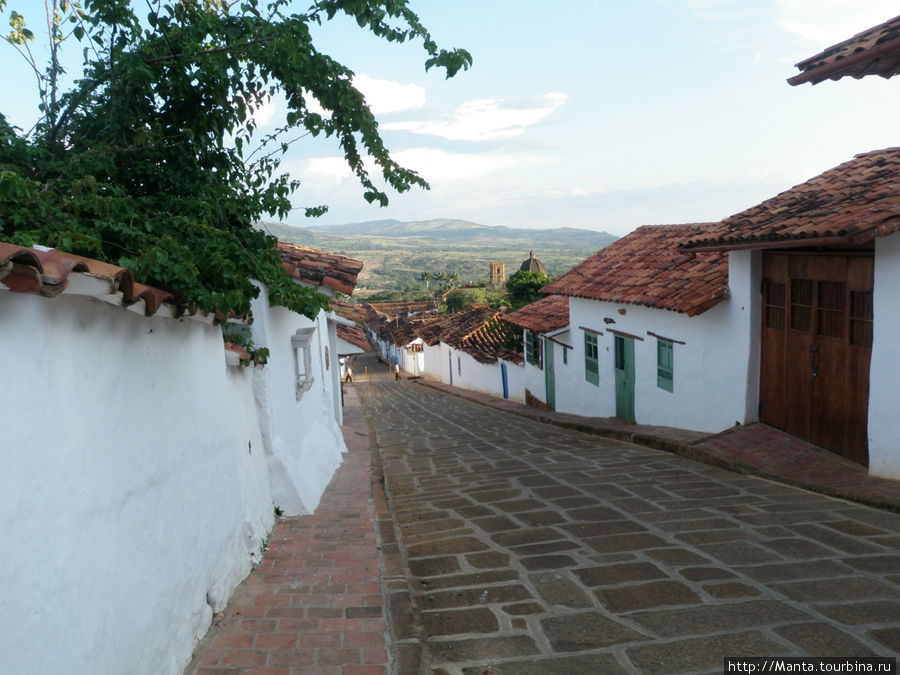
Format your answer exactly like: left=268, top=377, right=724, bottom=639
left=686, top=232, right=872, bottom=253
left=788, top=34, right=900, bottom=86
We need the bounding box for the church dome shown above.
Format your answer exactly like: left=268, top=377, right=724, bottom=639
left=519, top=250, right=547, bottom=275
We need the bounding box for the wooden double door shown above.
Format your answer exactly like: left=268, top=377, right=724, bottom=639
left=759, top=252, right=873, bottom=465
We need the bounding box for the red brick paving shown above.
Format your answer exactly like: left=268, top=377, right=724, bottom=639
left=186, top=386, right=388, bottom=674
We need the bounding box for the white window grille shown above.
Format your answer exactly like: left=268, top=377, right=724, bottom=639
left=292, top=327, right=316, bottom=399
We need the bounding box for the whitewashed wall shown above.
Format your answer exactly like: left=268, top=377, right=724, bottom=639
left=867, top=234, right=900, bottom=479
left=499, top=356, right=527, bottom=403
left=424, top=341, right=444, bottom=382
left=557, top=250, right=759, bottom=433
left=249, top=287, right=347, bottom=516
left=0, top=287, right=274, bottom=675
left=441, top=344, right=505, bottom=398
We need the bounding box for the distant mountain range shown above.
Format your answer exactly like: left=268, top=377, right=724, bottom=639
left=258, top=218, right=617, bottom=299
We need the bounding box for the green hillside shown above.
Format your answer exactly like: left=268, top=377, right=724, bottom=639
left=258, top=218, right=617, bottom=300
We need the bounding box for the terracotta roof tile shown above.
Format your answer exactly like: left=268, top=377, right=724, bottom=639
left=503, top=295, right=569, bottom=334
left=277, top=242, right=363, bottom=296
left=789, top=15, right=900, bottom=85
left=372, top=305, right=520, bottom=364
left=336, top=323, right=373, bottom=353
left=543, top=225, right=729, bottom=317
left=683, top=148, right=900, bottom=250
left=0, top=241, right=184, bottom=317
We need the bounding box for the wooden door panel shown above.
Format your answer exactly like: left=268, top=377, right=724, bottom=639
left=760, top=252, right=871, bottom=466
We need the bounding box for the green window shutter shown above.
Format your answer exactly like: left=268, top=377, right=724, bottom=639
left=657, top=339, right=673, bottom=392
left=584, top=332, right=599, bottom=386
left=525, top=330, right=537, bottom=365
left=563, top=348, right=568, bottom=365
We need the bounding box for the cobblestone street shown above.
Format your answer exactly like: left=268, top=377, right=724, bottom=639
left=359, top=380, right=900, bottom=674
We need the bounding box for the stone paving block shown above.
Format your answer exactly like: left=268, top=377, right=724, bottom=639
left=418, top=569, right=518, bottom=591
left=501, top=601, right=545, bottom=615
left=461, top=653, right=631, bottom=674
left=564, top=505, right=627, bottom=521
left=427, top=635, right=539, bottom=663
left=386, top=591, right=417, bottom=640
left=406, top=536, right=488, bottom=558
left=550, top=496, right=598, bottom=508
left=491, top=527, right=564, bottom=547
left=508, top=540, right=580, bottom=556
left=573, top=562, right=668, bottom=586
left=695, top=541, right=781, bottom=565
left=514, top=510, right=567, bottom=526
left=528, top=572, right=592, bottom=608
left=774, top=622, right=876, bottom=656
left=772, top=577, right=899, bottom=602
left=815, top=600, right=900, bottom=625
left=868, top=627, right=900, bottom=652
left=407, top=555, right=460, bottom=577
left=701, top=581, right=763, bottom=598
left=823, top=520, right=891, bottom=537
left=841, top=554, right=900, bottom=574
left=420, top=607, right=499, bottom=636
left=595, top=580, right=702, bottom=612
left=629, top=600, right=808, bottom=637
left=788, top=524, right=885, bottom=554
left=676, top=529, right=752, bottom=545
left=626, top=631, right=787, bottom=674
left=493, top=499, right=549, bottom=513
left=644, top=547, right=711, bottom=566
left=738, top=559, right=855, bottom=582
left=654, top=517, right=739, bottom=533
left=454, top=505, right=496, bottom=518
left=471, top=515, right=520, bottom=533
left=758, top=537, right=837, bottom=559
left=540, top=611, right=649, bottom=651
left=520, top=554, right=578, bottom=570
left=583, top=533, right=668, bottom=553
left=466, top=551, right=510, bottom=569
left=467, top=489, right=522, bottom=502
left=400, top=518, right=466, bottom=537
left=530, top=485, right=582, bottom=498
left=561, top=520, right=646, bottom=538
left=421, top=584, right=533, bottom=610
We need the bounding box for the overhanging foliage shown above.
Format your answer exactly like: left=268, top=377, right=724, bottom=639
left=0, top=0, right=471, bottom=317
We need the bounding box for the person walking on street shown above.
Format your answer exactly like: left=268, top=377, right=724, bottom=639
left=344, top=365, right=353, bottom=383
left=394, top=362, right=400, bottom=381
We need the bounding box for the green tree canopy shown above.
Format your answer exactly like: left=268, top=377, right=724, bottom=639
left=0, top=0, right=470, bottom=317
left=505, top=269, right=551, bottom=308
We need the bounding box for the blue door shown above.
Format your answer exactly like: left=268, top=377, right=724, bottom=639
left=501, top=362, right=509, bottom=399
left=448, top=350, right=453, bottom=385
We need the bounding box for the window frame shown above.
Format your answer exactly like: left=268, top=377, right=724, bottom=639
left=584, top=331, right=599, bottom=386
left=291, top=327, right=316, bottom=400
left=657, top=338, right=674, bottom=393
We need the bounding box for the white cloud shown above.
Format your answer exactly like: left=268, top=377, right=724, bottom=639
left=392, top=147, right=550, bottom=180
left=352, top=74, right=426, bottom=114
left=774, top=0, right=898, bottom=44
left=382, top=92, right=569, bottom=142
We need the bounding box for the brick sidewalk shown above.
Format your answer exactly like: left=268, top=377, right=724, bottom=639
left=185, top=385, right=388, bottom=675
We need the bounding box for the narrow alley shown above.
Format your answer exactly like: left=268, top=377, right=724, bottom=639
left=360, top=379, right=899, bottom=674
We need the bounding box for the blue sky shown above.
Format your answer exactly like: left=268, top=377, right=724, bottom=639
left=3, top=1, right=899, bottom=236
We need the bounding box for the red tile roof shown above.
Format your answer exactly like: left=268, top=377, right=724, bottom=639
left=0, top=241, right=183, bottom=317
left=789, top=15, right=900, bottom=85
left=503, top=295, right=569, bottom=334
left=336, top=323, right=373, bottom=353
left=683, top=148, right=900, bottom=250
left=542, top=225, right=729, bottom=317
left=372, top=305, right=521, bottom=364
left=277, top=242, right=363, bottom=296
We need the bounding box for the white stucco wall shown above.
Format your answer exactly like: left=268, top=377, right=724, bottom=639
left=0, top=288, right=274, bottom=674
left=867, top=234, right=900, bottom=479
left=442, top=345, right=506, bottom=398
left=249, top=288, right=347, bottom=516
left=557, top=251, right=758, bottom=432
